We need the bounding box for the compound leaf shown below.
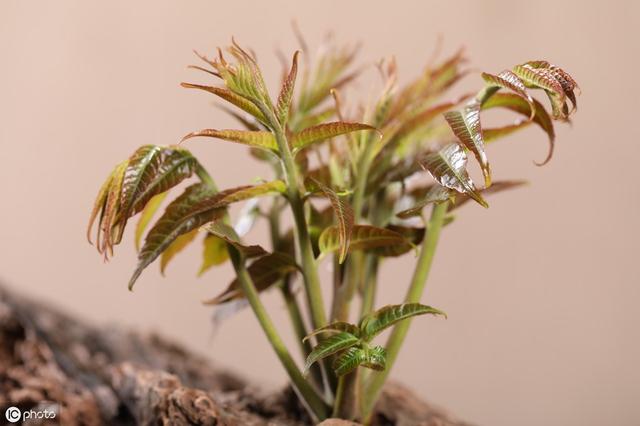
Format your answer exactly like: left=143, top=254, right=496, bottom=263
left=333, top=347, right=367, bottom=376
left=318, top=225, right=410, bottom=257
left=360, top=303, right=446, bottom=341
left=291, top=122, right=378, bottom=152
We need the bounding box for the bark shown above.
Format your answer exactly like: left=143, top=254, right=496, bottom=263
left=0, top=284, right=471, bottom=426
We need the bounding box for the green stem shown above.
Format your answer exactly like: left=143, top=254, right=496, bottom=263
left=330, top=146, right=375, bottom=321
left=269, top=118, right=327, bottom=330
left=268, top=200, right=327, bottom=392
left=362, top=201, right=449, bottom=418
left=359, top=256, right=379, bottom=317
left=229, top=248, right=329, bottom=421
left=333, top=369, right=360, bottom=419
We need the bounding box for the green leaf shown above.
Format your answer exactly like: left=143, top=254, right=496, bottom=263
left=181, top=129, right=277, bottom=152
left=482, top=93, right=555, bottom=165
left=135, top=192, right=168, bottom=251
left=276, top=51, right=299, bottom=126
left=310, top=178, right=354, bottom=263
left=444, top=100, right=491, bottom=187
left=303, top=321, right=361, bottom=342
left=318, top=225, right=410, bottom=257
left=203, top=252, right=298, bottom=305
left=201, top=221, right=267, bottom=258
left=198, top=233, right=229, bottom=276
left=160, top=228, right=198, bottom=274
left=129, top=183, right=223, bottom=289
left=333, top=347, right=366, bottom=376
left=291, top=122, right=379, bottom=152
left=359, top=303, right=446, bottom=341
left=420, top=143, right=488, bottom=208
left=362, top=345, right=387, bottom=371
left=180, top=83, right=269, bottom=126
left=304, top=332, right=360, bottom=375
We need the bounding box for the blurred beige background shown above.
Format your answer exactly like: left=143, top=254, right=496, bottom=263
left=1, top=1, right=638, bottom=425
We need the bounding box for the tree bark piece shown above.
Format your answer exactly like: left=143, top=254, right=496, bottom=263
left=0, top=283, right=471, bottom=425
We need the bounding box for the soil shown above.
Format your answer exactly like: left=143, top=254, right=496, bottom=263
left=0, top=284, right=472, bottom=426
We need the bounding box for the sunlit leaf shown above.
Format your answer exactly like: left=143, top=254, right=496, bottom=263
left=135, top=192, right=168, bottom=251
left=198, top=233, right=229, bottom=276
left=444, top=100, right=491, bottom=187
left=203, top=252, right=298, bottom=305
left=420, top=143, right=487, bottom=207
left=303, top=321, right=361, bottom=342
left=160, top=228, right=199, bottom=274
left=333, top=347, right=366, bottom=376
left=276, top=51, right=299, bottom=126
left=181, top=129, right=277, bottom=151
left=319, top=225, right=410, bottom=257
left=304, top=332, right=360, bottom=375
left=310, top=178, right=354, bottom=263
left=181, top=83, right=269, bottom=126
left=359, top=303, right=446, bottom=341
left=291, top=122, right=378, bottom=153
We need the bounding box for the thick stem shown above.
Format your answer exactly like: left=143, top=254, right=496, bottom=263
left=228, top=248, right=329, bottom=421
left=362, top=201, right=449, bottom=418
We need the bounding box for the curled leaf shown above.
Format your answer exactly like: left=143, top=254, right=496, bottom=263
left=420, top=143, right=488, bottom=208
left=304, top=332, right=360, bottom=375
left=444, top=99, right=492, bottom=187
left=333, top=347, right=366, bottom=376
left=310, top=178, right=354, bottom=263
left=481, top=70, right=534, bottom=118
left=482, top=93, right=555, bottom=165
